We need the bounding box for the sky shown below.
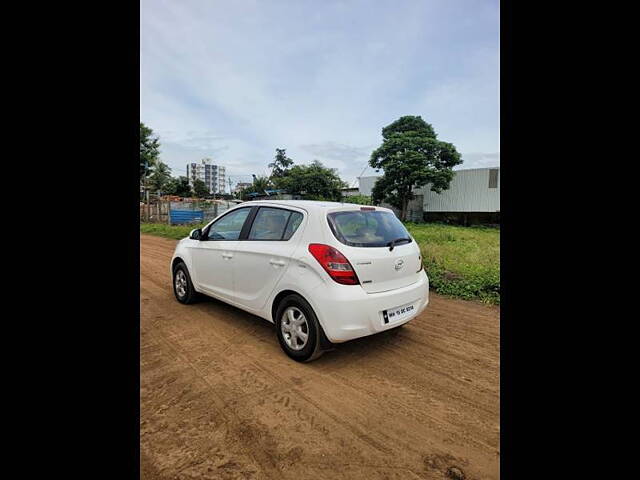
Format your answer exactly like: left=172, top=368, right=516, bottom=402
left=141, top=0, right=499, bottom=192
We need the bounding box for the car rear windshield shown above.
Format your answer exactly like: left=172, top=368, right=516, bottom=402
left=327, top=210, right=413, bottom=248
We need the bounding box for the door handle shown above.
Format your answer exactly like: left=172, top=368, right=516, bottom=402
left=269, top=260, right=286, bottom=267
left=222, top=253, right=233, bottom=259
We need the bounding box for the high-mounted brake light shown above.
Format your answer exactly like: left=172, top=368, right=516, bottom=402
left=360, top=206, right=375, bottom=211
left=308, top=244, right=360, bottom=285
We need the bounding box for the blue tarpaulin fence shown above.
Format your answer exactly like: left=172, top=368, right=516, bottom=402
left=169, top=209, right=204, bottom=225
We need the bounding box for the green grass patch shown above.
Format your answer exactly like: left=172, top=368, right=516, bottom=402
left=140, top=221, right=500, bottom=304
left=405, top=222, right=500, bottom=304
left=140, top=222, right=206, bottom=240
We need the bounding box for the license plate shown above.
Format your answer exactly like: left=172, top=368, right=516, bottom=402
left=382, top=302, right=416, bottom=325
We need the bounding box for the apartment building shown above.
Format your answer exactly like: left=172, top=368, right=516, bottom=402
left=186, top=159, right=227, bottom=194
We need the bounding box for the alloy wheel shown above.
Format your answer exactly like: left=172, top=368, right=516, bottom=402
left=281, top=306, right=309, bottom=351
left=175, top=270, right=187, bottom=298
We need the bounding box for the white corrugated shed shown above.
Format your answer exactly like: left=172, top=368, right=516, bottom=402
left=358, top=167, right=500, bottom=213
left=357, top=175, right=380, bottom=196
left=417, top=167, right=500, bottom=212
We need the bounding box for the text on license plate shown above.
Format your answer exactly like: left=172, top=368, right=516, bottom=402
left=382, top=302, right=416, bottom=324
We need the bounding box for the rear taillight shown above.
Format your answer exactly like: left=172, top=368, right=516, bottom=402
left=417, top=255, right=424, bottom=273
left=308, top=243, right=360, bottom=285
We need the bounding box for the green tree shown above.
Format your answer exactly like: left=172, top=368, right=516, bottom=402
left=174, top=177, right=192, bottom=197
left=140, top=123, right=160, bottom=182
left=236, top=186, right=252, bottom=200
left=279, top=160, right=347, bottom=201
left=369, top=115, right=462, bottom=220
left=164, top=176, right=192, bottom=197
left=268, top=148, right=294, bottom=180
left=253, top=175, right=273, bottom=193
left=162, top=177, right=178, bottom=196
left=147, top=161, right=172, bottom=193
left=192, top=178, right=210, bottom=198
left=234, top=176, right=272, bottom=200
left=344, top=194, right=372, bottom=205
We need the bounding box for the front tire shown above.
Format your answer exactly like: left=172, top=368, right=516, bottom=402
left=172, top=262, right=198, bottom=304
left=275, top=294, right=324, bottom=362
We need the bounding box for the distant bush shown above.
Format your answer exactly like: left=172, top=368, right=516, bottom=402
left=426, top=263, right=500, bottom=304
left=342, top=194, right=372, bottom=205
left=140, top=222, right=206, bottom=240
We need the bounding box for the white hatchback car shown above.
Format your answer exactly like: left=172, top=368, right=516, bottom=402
left=170, top=200, right=429, bottom=361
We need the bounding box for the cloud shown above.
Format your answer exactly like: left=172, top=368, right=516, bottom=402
left=299, top=142, right=372, bottom=162
left=459, top=152, right=500, bottom=169
left=141, top=0, right=499, bottom=189
left=296, top=142, right=375, bottom=180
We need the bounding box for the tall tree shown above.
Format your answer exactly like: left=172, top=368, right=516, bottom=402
left=235, top=176, right=271, bottom=200
left=279, top=160, right=347, bottom=201
left=140, top=123, right=160, bottom=182
left=268, top=148, right=294, bottom=180
left=166, top=176, right=192, bottom=197
left=192, top=178, right=210, bottom=198
left=252, top=175, right=273, bottom=193
left=369, top=115, right=462, bottom=220
left=147, top=161, right=172, bottom=193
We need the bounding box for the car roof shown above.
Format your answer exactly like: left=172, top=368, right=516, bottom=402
left=238, top=199, right=392, bottom=214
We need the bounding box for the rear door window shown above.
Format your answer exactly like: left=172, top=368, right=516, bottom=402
left=248, top=208, right=303, bottom=241
left=283, top=212, right=303, bottom=240
left=327, top=210, right=412, bottom=247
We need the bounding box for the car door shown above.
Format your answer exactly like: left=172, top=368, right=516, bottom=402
left=233, top=206, right=306, bottom=312
left=189, top=207, right=253, bottom=302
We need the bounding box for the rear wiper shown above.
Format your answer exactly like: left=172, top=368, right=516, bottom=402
left=387, top=237, right=411, bottom=251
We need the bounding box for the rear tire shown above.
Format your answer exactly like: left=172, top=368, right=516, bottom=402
left=275, top=294, right=324, bottom=362
left=172, top=262, right=199, bottom=304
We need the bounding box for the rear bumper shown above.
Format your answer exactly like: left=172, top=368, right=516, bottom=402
left=312, top=271, right=429, bottom=343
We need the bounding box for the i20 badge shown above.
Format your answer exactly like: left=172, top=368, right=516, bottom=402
left=394, top=259, right=404, bottom=271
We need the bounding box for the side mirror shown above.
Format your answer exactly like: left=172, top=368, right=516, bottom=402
left=189, top=228, right=202, bottom=240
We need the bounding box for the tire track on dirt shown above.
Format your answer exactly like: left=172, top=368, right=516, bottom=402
left=142, top=321, right=283, bottom=480
left=142, top=285, right=397, bottom=459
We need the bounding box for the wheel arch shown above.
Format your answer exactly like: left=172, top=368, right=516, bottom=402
left=271, top=289, right=300, bottom=323
left=271, top=289, right=334, bottom=351
left=171, top=256, right=185, bottom=272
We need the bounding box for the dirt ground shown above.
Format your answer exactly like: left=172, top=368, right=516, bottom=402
left=140, top=234, right=500, bottom=480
